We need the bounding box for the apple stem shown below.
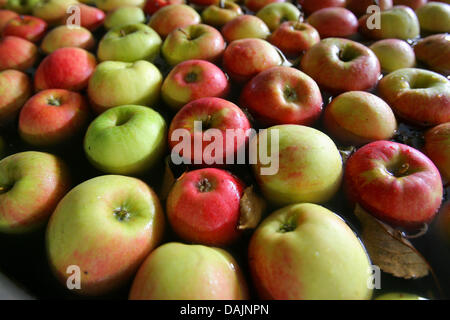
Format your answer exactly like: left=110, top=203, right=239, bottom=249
left=114, top=207, right=131, bottom=222
left=120, top=29, right=127, bottom=37
left=397, top=163, right=410, bottom=176
left=178, top=28, right=190, bottom=39
left=272, top=45, right=291, bottom=67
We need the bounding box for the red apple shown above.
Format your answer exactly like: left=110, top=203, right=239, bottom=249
left=77, top=3, right=105, bottom=31
left=414, top=33, right=450, bottom=77
left=345, top=140, right=443, bottom=229
left=148, top=4, right=201, bottom=38
left=307, top=7, right=358, bottom=38
left=167, top=168, right=245, bottom=246
left=40, top=25, right=96, bottom=54
left=34, top=47, right=97, bottom=91
left=424, top=122, right=450, bottom=181
left=18, top=89, right=90, bottom=147
left=0, top=69, right=32, bottom=125
left=393, top=0, right=427, bottom=10
left=2, top=15, right=47, bottom=42
left=269, top=21, right=320, bottom=57
left=346, top=0, right=393, bottom=17
left=244, top=0, right=284, bottom=13
left=144, top=0, right=184, bottom=15
left=298, top=0, right=345, bottom=15
left=0, top=9, right=19, bottom=32
left=221, top=14, right=270, bottom=42
left=0, top=36, right=38, bottom=71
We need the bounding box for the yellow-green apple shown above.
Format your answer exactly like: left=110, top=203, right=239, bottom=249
left=148, top=4, right=201, bottom=38
left=5, top=0, right=41, bottom=14
left=0, top=151, right=70, bottom=234
left=300, top=38, right=381, bottom=94
left=162, top=24, right=225, bottom=66
left=358, top=5, right=420, bottom=40
left=221, top=14, right=270, bottom=42
left=369, top=39, right=415, bottom=72
left=378, top=68, right=450, bottom=126
left=98, top=24, right=162, bottom=63
left=84, top=105, right=167, bottom=175
left=244, top=0, right=284, bottom=13
left=166, top=168, right=245, bottom=246
left=437, top=201, right=450, bottom=244
left=346, top=0, right=393, bottom=17
left=345, top=140, right=443, bottom=229
left=46, top=175, right=164, bottom=296
left=95, top=0, right=144, bottom=11
left=87, top=60, right=162, bottom=114
left=299, top=0, right=345, bottom=15
left=375, top=292, right=428, bottom=300
left=40, top=25, right=95, bottom=54
left=269, top=21, right=320, bottom=57
left=424, top=122, right=450, bottom=181
left=323, top=91, right=397, bottom=146
left=129, top=242, right=249, bottom=300
left=168, top=97, right=251, bottom=165
left=0, top=9, right=18, bottom=32
left=144, top=0, right=184, bottom=15
left=414, top=34, right=450, bottom=76
left=248, top=203, right=373, bottom=300
left=34, top=47, right=96, bottom=91
left=307, top=7, right=358, bottom=38
left=252, top=125, right=343, bottom=206
left=0, top=69, right=32, bottom=125
left=161, top=59, right=229, bottom=110
left=240, top=66, right=323, bottom=126
left=393, top=0, right=427, bottom=10
left=104, top=6, right=145, bottom=29
left=201, top=0, right=242, bottom=28
left=255, top=2, right=300, bottom=31
left=223, top=38, right=282, bottom=83
left=18, top=89, right=90, bottom=147
left=32, top=0, right=78, bottom=25
left=71, top=3, right=105, bottom=31
left=0, top=36, right=38, bottom=71
left=2, top=15, right=47, bottom=42
left=416, top=2, right=450, bottom=33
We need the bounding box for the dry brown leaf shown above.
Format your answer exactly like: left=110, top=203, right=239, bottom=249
left=238, top=186, right=266, bottom=230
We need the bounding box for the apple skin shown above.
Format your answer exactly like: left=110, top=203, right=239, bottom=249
left=240, top=66, right=323, bottom=127
left=0, top=36, right=38, bottom=71
left=424, top=122, right=450, bottom=181
left=32, top=0, right=78, bottom=25
left=307, top=7, right=358, bottom=38
left=95, top=0, right=144, bottom=11
left=221, top=14, right=270, bottom=42
left=2, top=15, right=47, bottom=42
left=375, top=292, right=428, bottom=300
left=393, top=0, right=427, bottom=10
left=144, top=0, right=184, bottom=15
left=84, top=105, right=167, bottom=175
left=129, top=242, right=249, bottom=300
left=378, top=68, right=450, bottom=126
left=5, top=0, right=41, bottom=14
left=323, top=91, right=397, bottom=146
left=46, top=175, right=165, bottom=296
left=88, top=60, right=163, bottom=114
left=148, top=4, right=201, bottom=38
left=167, top=168, right=245, bottom=246
left=0, top=9, right=19, bottom=32
left=369, top=39, right=415, bottom=72
left=162, top=24, right=225, bottom=66
left=244, top=0, right=284, bottom=13
left=222, top=38, right=282, bottom=83
left=248, top=203, right=373, bottom=300
left=416, top=2, right=450, bottom=33
left=40, top=25, right=95, bottom=54
left=34, top=47, right=96, bottom=92
left=255, top=2, right=300, bottom=32
left=299, top=0, right=345, bottom=15
left=104, top=6, right=145, bottom=29
left=269, top=21, right=320, bottom=57
left=300, top=38, right=381, bottom=94
left=346, top=0, right=393, bottom=17
left=19, top=89, right=90, bottom=147
left=98, top=23, right=162, bottom=63
left=345, top=140, right=443, bottom=229
left=75, top=3, right=106, bottom=31
left=0, top=69, right=32, bottom=125
left=414, top=34, right=450, bottom=76
left=0, top=151, right=70, bottom=234
left=201, top=1, right=242, bottom=28
left=252, top=125, right=343, bottom=207
left=161, top=59, right=229, bottom=110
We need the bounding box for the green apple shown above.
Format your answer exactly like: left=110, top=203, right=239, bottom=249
left=369, top=39, right=416, bottom=72
left=87, top=60, right=163, bottom=114
left=221, top=14, right=270, bottom=42
left=97, top=23, right=162, bottom=62
left=46, top=175, right=165, bottom=296
left=95, top=0, right=144, bottom=12
left=84, top=105, right=167, bottom=175
left=6, top=0, right=41, bottom=14
left=201, top=0, right=242, bottom=28
left=129, top=242, right=249, bottom=300
left=249, top=203, right=373, bottom=300
left=32, top=0, right=78, bottom=25
left=416, top=2, right=450, bottom=33
left=256, top=2, right=301, bottom=32
left=40, top=25, right=95, bottom=54
left=104, top=6, right=146, bottom=29
left=376, top=293, right=428, bottom=300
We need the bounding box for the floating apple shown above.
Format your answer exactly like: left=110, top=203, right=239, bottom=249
left=307, top=7, right=358, bottom=38
left=0, top=69, right=31, bottom=125
left=393, top=0, right=427, bottom=10
left=346, top=0, right=393, bottom=17
left=369, top=39, right=415, bottom=72
left=416, top=2, right=450, bottom=33
left=201, top=0, right=242, bottom=28
left=0, top=9, right=18, bottom=32
left=269, top=21, right=320, bottom=57
left=32, top=0, right=78, bottom=25
left=40, top=25, right=95, bottom=54
left=221, top=14, right=270, bottom=42
left=414, top=34, right=450, bottom=76
left=144, top=0, right=184, bottom=15
left=299, top=0, right=345, bottom=15
left=255, top=2, right=300, bottom=32
left=104, top=6, right=145, bottom=29
left=244, top=0, right=284, bottom=13
left=0, top=36, right=38, bottom=71
left=95, top=0, right=144, bottom=11
left=148, top=4, right=201, bottom=38
left=5, top=0, right=41, bottom=14
left=424, top=122, right=450, bottom=181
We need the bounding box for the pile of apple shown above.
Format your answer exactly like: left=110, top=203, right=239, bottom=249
left=0, top=0, right=449, bottom=300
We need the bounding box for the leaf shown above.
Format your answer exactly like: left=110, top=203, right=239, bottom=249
left=354, top=205, right=430, bottom=279
left=238, top=186, right=266, bottom=230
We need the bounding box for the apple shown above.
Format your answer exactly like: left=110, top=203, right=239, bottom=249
left=88, top=60, right=163, bottom=114
left=300, top=38, right=381, bottom=94
left=221, top=14, right=270, bottom=42
left=222, top=38, right=282, bottom=83
left=346, top=0, right=393, bottom=17
left=75, top=3, right=105, bottom=31
left=104, top=6, right=145, bottom=29
left=378, top=68, right=450, bottom=126
left=189, top=0, right=218, bottom=5
left=323, top=91, right=397, bottom=146
left=168, top=97, right=251, bottom=165
left=345, top=140, right=443, bottom=229
left=248, top=203, right=373, bottom=300
left=0, top=36, right=38, bottom=71
left=393, top=0, right=427, bottom=10
left=2, top=15, right=47, bottom=42
left=161, top=59, right=229, bottom=110
left=144, top=0, right=184, bottom=15
left=0, top=69, right=32, bottom=125
left=162, top=24, right=225, bottom=66
left=166, top=168, right=244, bottom=246
left=416, top=2, right=450, bottom=33
left=358, top=5, right=420, bottom=40
left=240, top=66, right=323, bottom=127
left=244, top=0, right=284, bottom=13
left=129, top=242, right=249, bottom=300
left=46, top=175, right=165, bottom=296
left=98, top=23, right=162, bottom=62
left=0, top=9, right=19, bottom=32
left=32, top=0, right=78, bottom=25
left=375, top=292, right=428, bottom=300
left=34, top=47, right=96, bottom=91
left=84, top=105, right=167, bottom=175
left=148, top=4, right=201, bottom=38
left=0, top=151, right=70, bottom=234
left=307, top=7, right=358, bottom=38
left=299, top=0, right=345, bottom=15
left=40, top=25, right=95, bottom=54
left=424, top=122, right=450, bottom=181
left=255, top=2, right=300, bottom=32
left=414, top=33, right=450, bottom=76
left=252, top=125, right=343, bottom=206
left=201, top=0, right=242, bottom=28
left=369, top=39, right=415, bottom=72
left=269, top=21, right=320, bottom=57
left=5, top=0, right=41, bottom=14
left=95, top=0, right=144, bottom=11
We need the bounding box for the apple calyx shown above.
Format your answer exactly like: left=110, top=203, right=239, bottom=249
left=387, top=162, right=412, bottom=178
left=338, top=46, right=360, bottom=62
left=278, top=214, right=298, bottom=233
left=113, top=207, right=131, bottom=222
left=197, top=177, right=213, bottom=193
left=0, top=184, right=12, bottom=194
left=47, top=96, right=61, bottom=106
left=184, top=71, right=198, bottom=83
left=283, top=86, right=298, bottom=102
